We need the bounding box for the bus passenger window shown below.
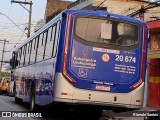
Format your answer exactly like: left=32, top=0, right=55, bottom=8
left=74, top=16, right=139, bottom=49
left=30, top=39, right=36, bottom=64
left=35, top=37, right=39, bottom=62
left=75, top=18, right=105, bottom=43
left=24, top=44, right=29, bottom=66
left=28, top=41, right=32, bottom=64
left=42, top=32, right=47, bottom=59
left=116, top=23, right=138, bottom=46
left=23, top=45, right=27, bottom=66
left=52, top=21, right=60, bottom=57
left=44, top=27, right=53, bottom=60
left=17, top=49, right=22, bottom=67
left=37, top=33, right=45, bottom=62
left=25, top=42, right=31, bottom=65
left=20, top=47, right=24, bottom=67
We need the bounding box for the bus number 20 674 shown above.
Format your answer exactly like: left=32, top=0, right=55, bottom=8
left=115, top=55, right=136, bottom=63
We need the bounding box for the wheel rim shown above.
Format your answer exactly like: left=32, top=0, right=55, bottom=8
left=30, top=91, right=35, bottom=111
left=31, top=96, right=34, bottom=110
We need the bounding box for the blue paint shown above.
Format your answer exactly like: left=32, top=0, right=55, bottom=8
left=14, top=9, right=148, bottom=106
left=61, top=10, right=148, bottom=93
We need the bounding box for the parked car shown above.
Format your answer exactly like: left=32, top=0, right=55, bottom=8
left=0, top=77, right=9, bottom=95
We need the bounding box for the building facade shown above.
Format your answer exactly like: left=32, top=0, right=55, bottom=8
left=45, top=0, right=72, bottom=22
left=147, top=20, right=160, bottom=109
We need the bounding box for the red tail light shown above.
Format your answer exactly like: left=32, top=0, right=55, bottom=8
left=136, top=100, right=141, bottom=103
left=62, top=54, right=76, bottom=83
left=62, top=13, right=76, bottom=83
left=102, top=45, right=111, bottom=49
left=130, top=24, right=147, bottom=90
left=130, top=80, right=143, bottom=90
left=61, top=92, right=67, bottom=95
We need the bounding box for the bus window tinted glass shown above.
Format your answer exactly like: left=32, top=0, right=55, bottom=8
left=75, top=17, right=139, bottom=46
left=24, top=44, right=28, bottom=65
left=20, top=46, right=25, bottom=66
left=52, top=21, right=60, bottom=57
left=37, top=33, right=45, bottom=62
left=17, top=48, right=22, bottom=67
left=30, top=39, right=36, bottom=64
left=45, top=27, right=53, bottom=60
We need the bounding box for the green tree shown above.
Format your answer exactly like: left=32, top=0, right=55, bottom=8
left=0, top=72, right=10, bottom=81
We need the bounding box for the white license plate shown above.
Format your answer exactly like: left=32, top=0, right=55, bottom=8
left=95, top=85, right=110, bottom=91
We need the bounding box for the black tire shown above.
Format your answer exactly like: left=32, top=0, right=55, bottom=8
left=89, top=108, right=103, bottom=118
left=6, top=91, right=9, bottom=96
left=15, top=97, right=22, bottom=104
left=6, top=89, right=10, bottom=95
left=13, top=82, right=16, bottom=96
left=30, top=87, right=36, bottom=112
left=8, top=93, right=11, bottom=97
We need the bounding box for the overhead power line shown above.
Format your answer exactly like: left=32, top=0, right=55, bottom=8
left=127, top=0, right=160, bottom=17
left=9, top=30, right=26, bottom=52
left=0, top=12, right=27, bottom=35
left=11, top=0, right=33, bottom=38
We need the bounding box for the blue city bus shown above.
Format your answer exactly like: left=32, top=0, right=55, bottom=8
left=10, top=9, right=148, bottom=117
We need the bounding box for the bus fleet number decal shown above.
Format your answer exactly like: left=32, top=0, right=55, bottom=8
left=115, top=55, right=136, bottom=63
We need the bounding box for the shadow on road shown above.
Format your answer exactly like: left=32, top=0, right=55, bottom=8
left=16, top=103, right=101, bottom=120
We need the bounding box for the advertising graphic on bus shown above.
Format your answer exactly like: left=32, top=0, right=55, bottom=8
left=10, top=10, right=148, bottom=117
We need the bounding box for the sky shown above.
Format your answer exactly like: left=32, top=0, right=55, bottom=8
left=0, top=0, right=76, bottom=70
left=0, top=0, right=48, bottom=69
left=0, top=0, right=155, bottom=70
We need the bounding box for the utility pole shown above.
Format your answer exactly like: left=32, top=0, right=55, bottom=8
left=0, top=40, right=9, bottom=72
left=139, top=5, right=145, bottom=21
left=11, top=0, right=33, bottom=38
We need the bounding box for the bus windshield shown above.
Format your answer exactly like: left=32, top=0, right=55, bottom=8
left=74, top=16, right=139, bottom=46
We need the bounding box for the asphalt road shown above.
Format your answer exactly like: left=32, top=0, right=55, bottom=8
left=0, top=95, right=101, bottom=120
left=0, top=95, right=159, bottom=120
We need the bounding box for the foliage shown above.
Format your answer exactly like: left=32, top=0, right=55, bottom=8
left=0, top=72, right=10, bottom=81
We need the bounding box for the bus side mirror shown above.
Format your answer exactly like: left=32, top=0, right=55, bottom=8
left=10, top=59, right=13, bottom=67
left=10, top=59, right=18, bottom=69
left=15, top=60, right=18, bottom=67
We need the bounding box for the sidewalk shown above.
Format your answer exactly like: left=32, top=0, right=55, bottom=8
left=137, top=107, right=157, bottom=111
left=101, top=107, right=160, bottom=120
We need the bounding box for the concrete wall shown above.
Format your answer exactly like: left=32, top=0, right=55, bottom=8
left=45, top=0, right=72, bottom=22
